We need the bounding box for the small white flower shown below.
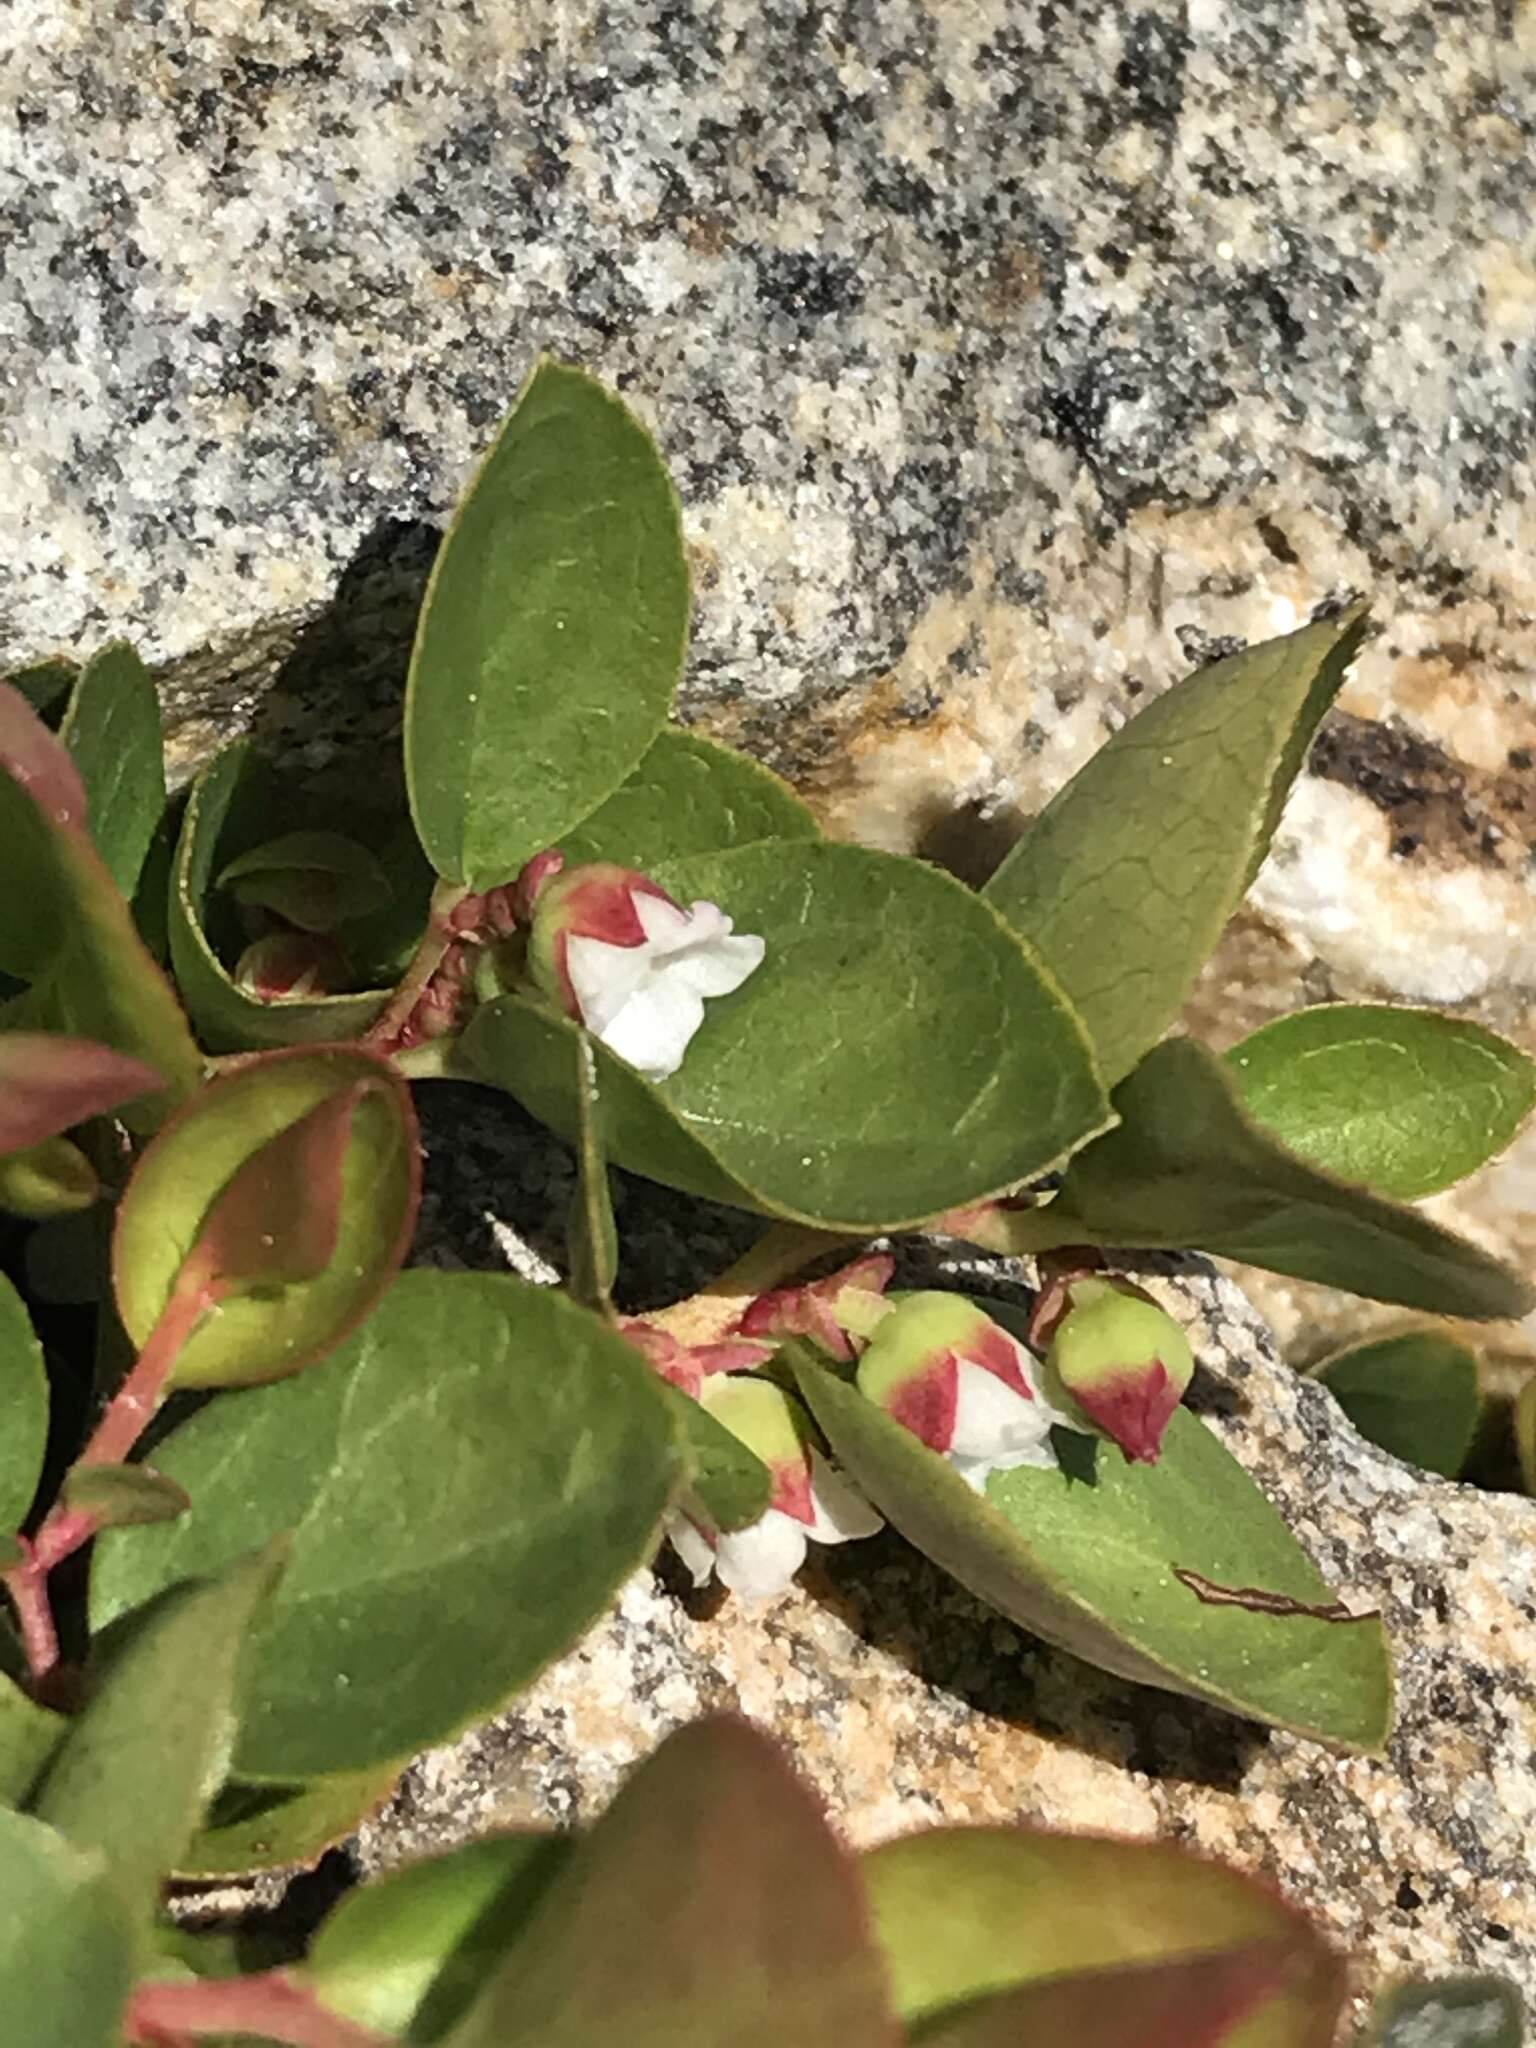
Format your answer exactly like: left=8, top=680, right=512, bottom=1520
left=947, top=1354, right=1069, bottom=1492
left=566, top=893, right=765, bottom=1081
left=670, top=1449, right=882, bottom=1602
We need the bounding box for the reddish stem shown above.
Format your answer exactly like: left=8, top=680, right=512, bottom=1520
left=2, top=1268, right=216, bottom=1685
left=365, top=880, right=468, bottom=1052
left=126, top=1970, right=393, bottom=2048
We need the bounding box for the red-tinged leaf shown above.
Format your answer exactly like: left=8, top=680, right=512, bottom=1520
left=0, top=681, right=89, bottom=832
left=113, top=1047, right=420, bottom=1389
left=864, top=1827, right=1346, bottom=2048
left=0, top=1033, right=162, bottom=1155
left=192, top=1082, right=370, bottom=1292
left=913, top=1940, right=1306, bottom=2047
left=445, top=1717, right=901, bottom=2048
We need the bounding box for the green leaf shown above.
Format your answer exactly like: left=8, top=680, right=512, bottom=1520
left=169, top=744, right=392, bottom=1051
left=0, top=1669, right=66, bottom=1805
left=90, top=1271, right=684, bottom=1779
left=60, top=643, right=167, bottom=901
left=62, top=1463, right=192, bottom=1531
left=0, top=1273, right=48, bottom=1533
left=462, top=839, right=1110, bottom=1230
left=406, top=359, right=690, bottom=890
left=305, top=1833, right=573, bottom=2041
left=4, top=657, right=77, bottom=725
left=0, top=1134, right=99, bottom=1218
left=567, top=1034, right=618, bottom=1314
left=559, top=727, right=819, bottom=869
left=1225, top=1005, right=1536, bottom=1200
left=112, top=1046, right=420, bottom=1389
left=218, top=829, right=392, bottom=934
left=791, top=1347, right=1393, bottom=1749
left=864, top=1825, right=1345, bottom=2048
left=665, top=1384, right=774, bottom=1533
left=0, top=1807, right=134, bottom=2047
left=984, top=613, right=1367, bottom=1083
left=1362, top=1976, right=1523, bottom=2047
left=178, top=1765, right=399, bottom=1876
left=443, top=1717, right=900, bottom=2048
left=1313, top=1331, right=1481, bottom=1479
left=34, top=1544, right=286, bottom=1942
left=1032, top=1039, right=1532, bottom=1322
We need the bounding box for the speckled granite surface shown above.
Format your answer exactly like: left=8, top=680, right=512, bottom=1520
left=9, top=0, right=1536, bottom=2012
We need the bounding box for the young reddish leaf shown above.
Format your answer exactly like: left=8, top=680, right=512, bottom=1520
left=864, top=1826, right=1345, bottom=2046
left=112, top=1047, right=420, bottom=1390
left=444, top=1717, right=900, bottom=2048
left=913, top=1941, right=1308, bottom=2047
left=61, top=1463, right=191, bottom=1532
left=0, top=683, right=200, bottom=1114
left=219, top=829, right=392, bottom=934
left=0, top=1033, right=162, bottom=1155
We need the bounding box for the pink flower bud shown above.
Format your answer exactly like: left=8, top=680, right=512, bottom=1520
left=619, top=1318, right=773, bottom=1401
left=1044, top=1278, right=1195, bottom=1465
left=667, top=1377, right=882, bottom=1600
left=527, top=860, right=765, bottom=1082
left=738, top=1252, right=896, bottom=1362
left=857, top=1292, right=1072, bottom=1491
left=234, top=934, right=343, bottom=1001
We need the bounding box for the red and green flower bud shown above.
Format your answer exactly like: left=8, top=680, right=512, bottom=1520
left=1044, top=1277, right=1195, bottom=1465
left=667, top=1377, right=881, bottom=1600
left=525, top=859, right=765, bottom=1083
left=234, top=933, right=343, bottom=1001
left=619, top=1317, right=772, bottom=1401
left=737, top=1252, right=895, bottom=1362
left=856, top=1291, right=1069, bottom=1491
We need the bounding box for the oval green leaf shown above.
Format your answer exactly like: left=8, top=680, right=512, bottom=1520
left=169, top=744, right=393, bottom=1051
left=0, top=1273, right=48, bottom=1533
left=178, top=1766, right=400, bottom=1876
left=0, top=1135, right=98, bottom=1219
left=219, top=829, right=392, bottom=934
left=305, top=1833, right=572, bottom=2041
left=863, top=1826, right=1344, bottom=2048
left=0, top=1668, right=66, bottom=1806
left=461, top=839, right=1110, bottom=1230
left=558, top=728, right=819, bottom=870
left=442, top=1717, right=900, bottom=2048
left=90, top=1271, right=685, bottom=1779
left=112, top=1046, right=420, bottom=1389
left=0, top=1808, right=133, bottom=2048
left=35, top=1545, right=285, bottom=1942
left=984, top=612, right=1367, bottom=1085
left=791, top=1349, right=1393, bottom=1749
left=1312, top=1331, right=1481, bottom=1479
left=62, top=1463, right=192, bottom=1532
left=1031, top=1038, right=1532, bottom=1322
left=60, top=643, right=167, bottom=901
left=1225, top=1005, right=1536, bottom=1201
left=405, top=359, right=690, bottom=890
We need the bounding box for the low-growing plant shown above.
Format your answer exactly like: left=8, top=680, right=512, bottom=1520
left=4, top=1711, right=1522, bottom=2045
left=2, top=359, right=1533, bottom=2034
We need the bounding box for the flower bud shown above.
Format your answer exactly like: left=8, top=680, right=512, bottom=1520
left=738, top=1252, right=895, bottom=1362
left=667, top=1377, right=881, bottom=1600
left=234, top=933, right=342, bottom=1001
left=856, top=1292, right=1070, bottom=1491
left=526, top=860, right=765, bottom=1082
left=619, top=1318, right=772, bottom=1401
left=1044, top=1277, right=1194, bottom=1465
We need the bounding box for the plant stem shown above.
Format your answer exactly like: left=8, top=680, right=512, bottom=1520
left=647, top=1222, right=855, bottom=1347
left=126, top=1970, right=393, bottom=2047
left=390, top=1035, right=461, bottom=1081
left=2, top=1267, right=215, bottom=1687
left=365, top=879, right=469, bottom=1051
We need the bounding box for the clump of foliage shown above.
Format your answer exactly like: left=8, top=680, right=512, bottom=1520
left=2, top=360, right=1532, bottom=2038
